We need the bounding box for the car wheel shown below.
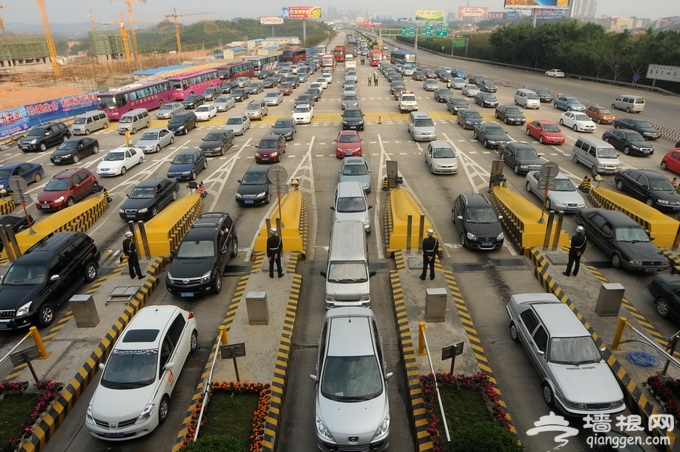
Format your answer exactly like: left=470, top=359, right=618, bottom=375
left=84, top=262, right=98, bottom=282
left=553, top=103, right=558, bottom=109
left=72, top=154, right=80, bottom=163
left=525, top=181, right=532, bottom=192
left=616, top=180, right=624, bottom=190
left=542, top=383, right=556, bottom=408
left=509, top=322, right=520, bottom=343
left=572, top=153, right=579, bottom=163
left=611, top=253, right=622, bottom=269
left=39, top=143, right=47, bottom=151
left=473, top=131, right=477, bottom=140
left=656, top=298, right=671, bottom=318
left=139, top=157, right=144, bottom=164
left=514, top=164, right=520, bottom=175
left=646, top=198, right=654, bottom=206
left=33, top=172, right=42, bottom=182
left=120, top=166, right=127, bottom=175
left=572, top=124, right=578, bottom=131
left=158, top=395, right=170, bottom=424
left=539, top=135, right=545, bottom=144
left=213, top=273, right=222, bottom=293
left=172, top=189, right=178, bottom=201
left=190, top=170, right=196, bottom=180
left=266, top=191, right=271, bottom=204
left=84, top=129, right=90, bottom=135
left=483, top=139, right=489, bottom=148
left=170, top=136, right=175, bottom=144
left=525, top=128, right=531, bottom=136
left=38, top=302, right=55, bottom=327
left=151, top=207, right=158, bottom=217
left=623, top=146, right=631, bottom=155
left=545, top=199, right=552, bottom=211
left=504, top=118, right=509, bottom=124
left=558, top=118, right=564, bottom=125
left=495, top=112, right=500, bottom=119
left=627, top=107, right=632, bottom=113
left=661, top=161, right=668, bottom=170
left=460, top=231, right=466, bottom=247
left=93, top=145, right=99, bottom=154
left=190, top=330, right=198, bottom=352
left=230, top=237, right=239, bottom=258
left=203, top=159, right=208, bottom=169
left=591, top=166, right=598, bottom=177
left=131, top=127, right=136, bottom=135
left=597, top=118, right=602, bottom=124
left=155, top=145, right=161, bottom=153
left=66, top=197, right=75, bottom=207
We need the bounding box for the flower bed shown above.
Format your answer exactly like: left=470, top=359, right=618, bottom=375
left=647, top=374, right=680, bottom=422
left=180, top=381, right=271, bottom=451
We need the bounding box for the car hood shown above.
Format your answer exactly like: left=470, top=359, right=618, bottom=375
left=199, top=140, right=224, bottom=150
left=169, top=257, right=215, bottom=279
left=51, top=148, right=76, bottom=157
left=120, top=197, right=155, bottom=210
left=97, top=160, right=124, bottom=170
left=548, top=191, right=585, bottom=205
left=135, top=139, right=158, bottom=148
left=237, top=183, right=268, bottom=196
left=0, top=284, right=39, bottom=310
left=517, top=157, right=544, bottom=166
left=168, top=163, right=193, bottom=173
left=317, top=390, right=388, bottom=444
left=37, top=190, right=69, bottom=202
left=432, top=157, right=459, bottom=166
left=655, top=191, right=680, bottom=203
left=614, top=240, right=664, bottom=260
left=550, top=362, right=623, bottom=404
left=271, top=127, right=293, bottom=136
left=486, top=132, right=510, bottom=140
left=90, top=382, right=156, bottom=422
left=465, top=221, right=502, bottom=239
left=224, top=125, right=243, bottom=132
left=339, top=174, right=371, bottom=189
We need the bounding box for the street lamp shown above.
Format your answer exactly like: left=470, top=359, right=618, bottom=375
left=441, top=45, right=444, bottom=54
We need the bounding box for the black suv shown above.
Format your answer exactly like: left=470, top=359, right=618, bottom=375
left=0, top=232, right=100, bottom=329
left=18, top=122, right=71, bottom=152
left=167, top=111, right=198, bottom=135
left=452, top=193, right=504, bottom=251
left=166, top=212, right=238, bottom=297
left=342, top=107, right=365, bottom=131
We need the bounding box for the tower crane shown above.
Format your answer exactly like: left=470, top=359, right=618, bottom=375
left=36, top=0, right=60, bottom=78
left=165, top=9, right=214, bottom=54
left=0, top=5, right=7, bottom=38
left=88, top=9, right=97, bottom=32
left=102, top=12, right=132, bottom=65
left=108, top=0, right=145, bottom=58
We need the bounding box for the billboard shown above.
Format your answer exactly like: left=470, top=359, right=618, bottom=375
left=504, top=0, right=569, bottom=8
left=487, top=11, right=506, bottom=20
left=459, top=7, right=489, bottom=18
left=647, top=64, right=680, bottom=83
left=284, top=6, right=322, bottom=19
left=415, top=10, right=444, bottom=21
left=260, top=16, right=284, bottom=25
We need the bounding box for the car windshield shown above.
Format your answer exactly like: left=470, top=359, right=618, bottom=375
left=26, top=128, right=46, bottom=137
left=0, top=169, right=11, bottom=179
left=337, top=196, right=366, bottom=213
left=73, top=118, right=87, bottom=124
left=226, top=118, right=243, bottom=125
left=101, top=349, right=158, bottom=389
left=598, top=108, right=612, bottom=114
left=636, top=120, right=654, bottom=128
left=266, top=93, right=278, bottom=97
left=433, top=147, right=455, bottom=158
left=321, top=354, right=382, bottom=401
left=466, top=207, right=497, bottom=224
left=597, top=148, right=618, bottom=159
left=104, top=151, right=125, bottom=161
left=274, top=120, right=291, bottom=128
left=414, top=118, right=434, bottom=127
left=542, top=123, right=560, bottom=132
left=338, top=134, right=359, bottom=144
left=614, top=227, right=650, bottom=242
left=327, top=260, right=368, bottom=283
left=44, top=177, right=70, bottom=191
left=295, top=106, right=311, bottom=113
left=485, top=126, right=505, bottom=135
left=119, top=117, right=132, bottom=123
left=623, top=132, right=645, bottom=142
left=176, top=239, right=215, bottom=258
left=516, top=148, right=538, bottom=159
left=247, top=102, right=260, bottom=109
left=549, top=336, right=601, bottom=365
left=129, top=187, right=156, bottom=199
left=56, top=141, right=77, bottom=150
left=650, top=178, right=675, bottom=191
left=172, top=155, right=194, bottom=164
left=204, top=133, right=223, bottom=141
left=2, top=264, right=47, bottom=285
left=504, top=107, right=521, bottom=114
left=215, top=97, right=228, bottom=103
left=258, top=140, right=278, bottom=149
left=574, top=114, right=590, bottom=121
left=196, top=106, right=209, bottom=112
left=342, top=164, right=368, bottom=176
left=159, top=105, right=174, bottom=111
left=552, top=179, right=576, bottom=191
left=140, top=132, right=158, bottom=140
left=242, top=172, right=268, bottom=184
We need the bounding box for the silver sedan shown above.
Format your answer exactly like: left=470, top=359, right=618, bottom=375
left=135, top=128, right=175, bottom=154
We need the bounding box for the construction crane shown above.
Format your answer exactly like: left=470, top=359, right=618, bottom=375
left=88, top=9, right=97, bottom=32
left=109, top=0, right=145, bottom=58
left=36, top=0, right=60, bottom=78
left=165, top=8, right=214, bottom=54
left=102, top=12, right=132, bottom=65
left=0, top=5, right=7, bottom=38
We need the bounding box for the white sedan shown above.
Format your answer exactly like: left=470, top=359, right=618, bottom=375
left=263, top=91, right=284, bottom=106
left=96, top=147, right=144, bottom=176
left=545, top=68, right=566, bottom=77
left=212, top=96, right=235, bottom=112
left=559, top=111, right=597, bottom=132
left=293, top=104, right=314, bottom=124
left=462, top=84, right=480, bottom=97
left=195, top=104, right=218, bottom=121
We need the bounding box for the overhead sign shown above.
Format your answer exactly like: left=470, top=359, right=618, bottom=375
left=401, top=26, right=415, bottom=37
left=260, top=16, right=284, bottom=25
left=504, top=0, right=569, bottom=8
left=285, top=6, right=322, bottom=19
left=647, top=64, right=680, bottom=83
left=435, top=25, right=449, bottom=37
left=459, top=7, right=489, bottom=19
left=415, top=10, right=444, bottom=21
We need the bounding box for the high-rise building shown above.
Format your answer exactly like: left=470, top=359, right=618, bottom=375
left=569, top=0, right=598, bottom=18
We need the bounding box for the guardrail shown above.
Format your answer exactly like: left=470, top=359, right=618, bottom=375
left=386, top=188, right=434, bottom=256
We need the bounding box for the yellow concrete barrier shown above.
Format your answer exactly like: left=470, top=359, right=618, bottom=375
left=386, top=188, right=433, bottom=255
left=0, top=197, right=13, bottom=215
left=254, top=190, right=306, bottom=255
left=590, top=187, right=679, bottom=248
left=491, top=187, right=570, bottom=254
left=142, top=193, right=203, bottom=256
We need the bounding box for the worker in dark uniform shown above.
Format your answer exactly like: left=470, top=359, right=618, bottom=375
left=420, top=229, right=439, bottom=280
left=267, top=227, right=284, bottom=278
left=122, top=231, right=143, bottom=279
left=563, top=225, right=587, bottom=277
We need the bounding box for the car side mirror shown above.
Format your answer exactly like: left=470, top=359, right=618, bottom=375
left=369, top=271, right=377, bottom=277
left=368, top=205, right=374, bottom=209
left=457, top=215, right=463, bottom=221
left=50, top=274, right=59, bottom=282
left=164, top=362, right=175, bottom=371
left=498, top=215, right=503, bottom=220
left=330, top=206, right=335, bottom=211
left=309, top=374, right=318, bottom=382
left=320, top=271, right=327, bottom=277
left=385, top=372, right=394, bottom=381
left=99, top=363, right=106, bottom=370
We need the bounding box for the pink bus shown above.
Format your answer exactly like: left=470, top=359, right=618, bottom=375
left=98, top=79, right=174, bottom=120
left=215, top=61, right=255, bottom=82
left=167, top=69, right=221, bottom=100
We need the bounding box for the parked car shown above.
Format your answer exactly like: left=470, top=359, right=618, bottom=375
left=224, top=115, right=251, bottom=136
left=602, top=129, right=654, bottom=156
left=544, top=68, right=566, bottom=77
left=585, top=105, right=615, bottom=125
left=456, top=109, right=483, bottom=129
left=293, top=104, right=314, bottom=124
left=271, top=118, right=297, bottom=141
left=614, top=169, right=680, bottom=212
left=199, top=130, right=234, bottom=157
left=86, top=305, right=197, bottom=440
left=494, top=105, right=526, bottom=125
left=499, top=142, right=543, bottom=175
left=310, top=307, right=392, bottom=452
left=254, top=134, right=286, bottom=164
left=245, top=99, right=269, bottom=120
left=506, top=292, right=625, bottom=416
left=425, top=141, right=458, bottom=174
left=342, top=107, right=365, bottom=131
left=476, top=79, right=497, bottom=93
left=575, top=208, right=669, bottom=272
left=0, top=214, right=33, bottom=251
left=96, top=147, right=144, bottom=177
left=119, top=178, right=180, bottom=221
left=167, top=149, right=207, bottom=181
left=166, top=212, right=238, bottom=295
left=263, top=91, right=284, bottom=106
left=525, top=120, right=566, bottom=145
left=0, top=232, right=99, bottom=329
left=559, top=111, right=597, bottom=132
left=195, top=104, right=218, bottom=121
left=648, top=274, right=680, bottom=324
left=613, top=117, right=661, bottom=140
left=36, top=168, right=99, bottom=211
left=220, top=81, right=235, bottom=93
left=446, top=97, right=469, bottom=115
left=553, top=96, right=586, bottom=112
left=167, top=112, right=198, bottom=135
left=50, top=138, right=100, bottom=164
left=234, top=76, right=251, bottom=87
left=451, top=77, right=466, bottom=89
left=236, top=166, right=271, bottom=205
left=452, top=193, right=504, bottom=250
left=182, top=94, right=205, bottom=109
left=338, top=156, right=372, bottom=193
left=0, top=162, right=44, bottom=192
left=661, top=149, right=680, bottom=174
left=212, top=96, right=236, bottom=112
left=135, top=128, right=174, bottom=154
left=474, top=92, right=498, bottom=108
left=18, top=121, right=71, bottom=152
left=294, top=93, right=315, bottom=107
left=278, top=82, right=293, bottom=95
left=473, top=123, right=511, bottom=149
left=525, top=171, right=586, bottom=212
left=155, top=102, right=185, bottom=119
left=531, top=87, right=554, bottom=103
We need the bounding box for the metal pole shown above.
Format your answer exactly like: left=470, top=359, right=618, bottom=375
left=422, top=329, right=451, bottom=442
left=551, top=211, right=564, bottom=250
left=543, top=211, right=555, bottom=250
left=406, top=214, right=413, bottom=253
left=233, top=357, right=240, bottom=382
left=419, top=214, right=425, bottom=251
left=451, top=35, right=454, bottom=56
left=673, top=224, right=680, bottom=250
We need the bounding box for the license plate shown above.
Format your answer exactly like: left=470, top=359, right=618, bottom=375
left=41, top=205, right=51, bottom=209
left=245, top=200, right=254, bottom=204
left=481, top=242, right=493, bottom=247
left=53, top=159, right=60, bottom=163
left=674, top=206, right=680, bottom=211
left=442, top=169, right=452, bottom=173
left=262, top=158, right=269, bottom=161
left=345, top=151, right=352, bottom=156
left=0, top=323, right=9, bottom=330
left=127, top=215, right=136, bottom=218
left=645, top=268, right=657, bottom=273
left=105, top=433, right=125, bottom=438
left=180, top=292, right=195, bottom=297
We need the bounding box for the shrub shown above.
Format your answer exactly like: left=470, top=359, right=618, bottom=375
left=180, top=434, right=244, bottom=452
left=447, top=422, right=523, bottom=452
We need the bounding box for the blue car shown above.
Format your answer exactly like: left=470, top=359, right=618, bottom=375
left=167, top=149, right=207, bottom=181
left=0, top=162, right=45, bottom=192
left=553, top=96, right=586, bottom=112
left=450, top=69, right=467, bottom=79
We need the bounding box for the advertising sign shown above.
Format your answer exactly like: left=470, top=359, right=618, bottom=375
left=376, top=16, right=392, bottom=21
left=397, top=17, right=410, bottom=23
left=415, top=10, right=444, bottom=21
left=647, top=64, right=680, bottom=83
left=260, top=16, right=284, bottom=25
left=458, top=7, right=489, bottom=18
left=503, top=0, right=569, bottom=8
left=487, top=11, right=505, bottom=20
left=286, top=6, right=322, bottom=19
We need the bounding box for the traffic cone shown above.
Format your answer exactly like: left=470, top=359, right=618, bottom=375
left=103, top=188, right=112, bottom=202
left=378, top=115, right=382, bottom=124
left=382, top=177, right=389, bottom=191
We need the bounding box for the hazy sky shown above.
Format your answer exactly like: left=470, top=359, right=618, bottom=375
left=3, top=1, right=677, bottom=25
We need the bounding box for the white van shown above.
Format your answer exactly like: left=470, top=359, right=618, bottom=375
left=117, top=108, right=151, bottom=135
left=514, top=89, right=541, bottom=109
left=331, top=181, right=373, bottom=233
left=320, top=220, right=376, bottom=309
left=572, top=136, right=621, bottom=175
left=611, top=94, right=645, bottom=113
left=72, top=110, right=109, bottom=135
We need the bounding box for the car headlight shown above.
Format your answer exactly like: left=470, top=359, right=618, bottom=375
left=30, top=139, right=37, bottom=144
left=256, top=191, right=266, bottom=198
left=466, top=231, right=477, bottom=241
left=628, top=259, right=640, bottom=265
left=270, top=152, right=279, bottom=157
left=520, top=165, right=528, bottom=169
left=562, top=399, right=586, bottom=410
left=138, top=208, right=149, bottom=213
left=16, top=301, right=32, bottom=317
left=326, top=294, right=336, bottom=302
left=119, top=208, right=124, bottom=213
left=55, top=196, right=65, bottom=203
left=137, top=403, right=155, bottom=423
left=553, top=200, right=566, bottom=207
left=497, top=232, right=504, bottom=241
left=363, top=218, right=370, bottom=226
left=373, top=413, right=390, bottom=440
left=657, top=199, right=669, bottom=205
left=315, top=414, right=333, bottom=440
left=86, top=404, right=94, bottom=424
left=235, top=193, right=243, bottom=199
left=200, top=271, right=212, bottom=284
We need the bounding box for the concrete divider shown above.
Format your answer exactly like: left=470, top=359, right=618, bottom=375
left=0, top=197, right=13, bottom=215
left=141, top=193, right=203, bottom=256
left=1, top=194, right=109, bottom=258
left=386, top=188, right=433, bottom=256
left=590, top=187, right=680, bottom=248
left=490, top=187, right=570, bottom=254
left=253, top=190, right=306, bottom=256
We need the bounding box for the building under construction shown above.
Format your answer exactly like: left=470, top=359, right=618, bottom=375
left=0, top=37, right=50, bottom=68
left=88, top=30, right=128, bottom=61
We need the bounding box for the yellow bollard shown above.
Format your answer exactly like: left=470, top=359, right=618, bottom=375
left=418, top=321, right=426, bottom=355
left=611, top=317, right=628, bottom=350
left=29, top=326, right=50, bottom=358
left=219, top=325, right=229, bottom=346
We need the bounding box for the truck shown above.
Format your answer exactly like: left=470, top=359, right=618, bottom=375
left=345, top=43, right=356, bottom=57
left=345, top=59, right=356, bottom=70
left=333, top=45, right=345, bottom=62
left=398, top=92, right=418, bottom=113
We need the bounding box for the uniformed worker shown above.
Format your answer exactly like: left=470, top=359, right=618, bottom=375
left=420, top=229, right=439, bottom=280
left=563, top=226, right=587, bottom=277
left=267, top=227, right=284, bottom=278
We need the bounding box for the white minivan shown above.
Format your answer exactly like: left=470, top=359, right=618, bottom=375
left=611, top=94, right=645, bottom=113
left=572, top=136, right=621, bottom=176
left=514, top=89, right=541, bottom=109
left=331, top=181, right=373, bottom=234
left=117, top=108, right=151, bottom=135
left=72, top=110, right=109, bottom=135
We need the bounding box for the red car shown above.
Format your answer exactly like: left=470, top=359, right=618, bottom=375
left=661, top=149, right=680, bottom=175
left=279, top=83, right=293, bottom=95
left=36, top=168, right=99, bottom=211
left=254, top=134, right=286, bottom=163
left=334, top=131, right=364, bottom=158
left=525, top=120, right=566, bottom=145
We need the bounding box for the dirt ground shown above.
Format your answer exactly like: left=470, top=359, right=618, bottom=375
left=0, top=82, right=86, bottom=110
